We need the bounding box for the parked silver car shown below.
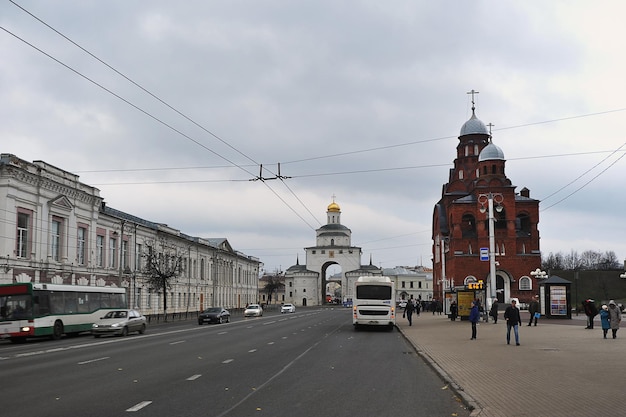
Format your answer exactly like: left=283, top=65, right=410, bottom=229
left=92, top=309, right=147, bottom=337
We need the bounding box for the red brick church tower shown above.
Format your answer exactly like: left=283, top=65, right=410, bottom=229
left=432, top=94, right=541, bottom=308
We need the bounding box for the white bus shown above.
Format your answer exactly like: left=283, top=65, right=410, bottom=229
left=352, top=276, right=396, bottom=330
left=0, top=282, right=127, bottom=342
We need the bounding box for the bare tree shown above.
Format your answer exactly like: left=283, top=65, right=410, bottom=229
left=262, top=273, right=284, bottom=305
left=141, top=236, right=187, bottom=321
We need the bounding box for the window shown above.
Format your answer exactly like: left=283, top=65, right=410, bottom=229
left=16, top=210, right=31, bottom=259
left=96, top=235, right=105, bottom=267
left=519, top=276, right=532, bottom=290
left=402, top=281, right=406, bottom=288
left=459, top=170, right=464, bottom=179
left=108, top=237, right=117, bottom=268
left=51, top=217, right=63, bottom=262
left=77, top=226, right=87, bottom=265
left=410, top=282, right=414, bottom=289
left=135, top=243, right=142, bottom=271
left=121, top=239, right=128, bottom=270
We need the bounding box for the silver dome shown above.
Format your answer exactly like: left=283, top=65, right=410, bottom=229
left=478, top=142, right=505, bottom=162
left=460, top=112, right=489, bottom=136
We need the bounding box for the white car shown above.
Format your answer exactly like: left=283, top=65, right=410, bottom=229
left=244, top=304, right=263, bottom=317
left=281, top=303, right=296, bottom=313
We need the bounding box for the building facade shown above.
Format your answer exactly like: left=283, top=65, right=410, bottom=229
left=0, top=153, right=260, bottom=314
left=431, top=103, right=541, bottom=308
left=383, top=266, right=433, bottom=304
left=284, top=200, right=380, bottom=306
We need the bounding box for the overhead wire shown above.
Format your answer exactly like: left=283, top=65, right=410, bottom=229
left=4, top=2, right=321, bottom=229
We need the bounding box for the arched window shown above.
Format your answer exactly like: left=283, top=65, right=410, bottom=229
left=464, top=275, right=477, bottom=285
left=516, top=213, right=531, bottom=237
left=459, top=170, right=464, bottom=179
left=518, top=276, right=532, bottom=290
left=330, top=239, right=335, bottom=246
left=461, top=214, right=476, bottom=238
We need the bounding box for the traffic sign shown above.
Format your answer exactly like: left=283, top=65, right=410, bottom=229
left=480, top=247, right=489, bottom=261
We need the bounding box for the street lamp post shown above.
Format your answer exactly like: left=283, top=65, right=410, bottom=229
left=478, top=193, right=503, bottom=306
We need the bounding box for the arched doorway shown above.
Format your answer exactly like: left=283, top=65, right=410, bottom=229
left=322, top=262, right=342, bottom=305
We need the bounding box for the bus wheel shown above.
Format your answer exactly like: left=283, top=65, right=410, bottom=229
left=52, top=320, right=64, bottom=340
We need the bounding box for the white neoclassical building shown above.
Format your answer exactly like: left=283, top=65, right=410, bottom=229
left=284, top=200, right=381, bottom=306
left=0, top=153, right=260, bottom=315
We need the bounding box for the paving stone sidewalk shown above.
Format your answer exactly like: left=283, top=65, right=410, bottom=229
left=397, top=312, right=625, bottom=417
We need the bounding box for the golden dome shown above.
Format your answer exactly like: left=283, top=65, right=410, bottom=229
left=327, top=201, right=340, bottom=212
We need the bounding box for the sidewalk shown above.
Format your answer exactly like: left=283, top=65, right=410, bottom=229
left=397, top=312, right=624, bottom=417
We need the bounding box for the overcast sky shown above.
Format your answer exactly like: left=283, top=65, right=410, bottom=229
left=2, top=1, right=626, bottom=276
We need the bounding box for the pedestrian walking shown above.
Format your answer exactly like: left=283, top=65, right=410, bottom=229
left=404, top=296, right=416, bottom=326
left=504, top=299, right=522, bottom=345
left=582, top=298, right=598, bottom=329
left=600, top=304, right=610, bottom=339
left=489, top=299, right=499, bottom=324
left=450, top=300, right=458, bottom=321
left=469, top=300, right=480, bottom=340
left=528, top=295, right=540, bottom=326
left=608, top=300, right=621, bottom=339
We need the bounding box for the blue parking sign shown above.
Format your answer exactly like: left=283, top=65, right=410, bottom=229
left=480, top=247, right=489, bottom=261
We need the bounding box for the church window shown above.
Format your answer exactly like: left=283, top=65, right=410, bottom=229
left=459, top=170, right=464, bottom=179
left=483, top=166, right=487, bottom=175
left=518, top=276, right=532, bottom=290
left=492, top=165, right=497, bottom=174
left=474, top=144, right=479, bottom=155
left=464, top=276, right=477, bottom=285
left=312, top=250, right=316, bottom=254
left=515, top=214, right=531, bottom=237
left=331, top=239, right=334, bottom=246
left=476, top=168, right=480, bottom=178
left=465, top=146, right=469, bottom=156
left=461, top=214, right=476, bottom=238
left=410, top=282, right=414, bottom=289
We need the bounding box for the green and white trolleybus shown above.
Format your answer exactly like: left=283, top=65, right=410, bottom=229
left=0, top=282, right=127, bottom=342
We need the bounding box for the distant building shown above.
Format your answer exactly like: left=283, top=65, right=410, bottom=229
left=431, top=101, right=541, bottom=306
left=0, top=153, right=260, bottom=314
left=383, top=266, right=433, bottom=303
left=284, top=199, right=380, bottom=306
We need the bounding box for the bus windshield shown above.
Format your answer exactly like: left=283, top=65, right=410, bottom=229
left=0, top=294, right=33, bottom=320
left=356, top=285, right=392, bottom=300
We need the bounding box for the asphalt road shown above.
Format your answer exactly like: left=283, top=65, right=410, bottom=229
left=0, top=308, right=469, bottom=417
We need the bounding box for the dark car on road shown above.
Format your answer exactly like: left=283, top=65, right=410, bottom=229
left=198, top=307, right=230, bottom=325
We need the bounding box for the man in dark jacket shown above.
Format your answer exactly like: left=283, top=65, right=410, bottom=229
left=504, top=299, right=522, bottom=345
left=404, top=296, right=415, bottom=326
left=528, top=295, right=540, bottom=326
left=469, top=300, right=480, bottom=340
left=583, top=299, right=598, bottom=329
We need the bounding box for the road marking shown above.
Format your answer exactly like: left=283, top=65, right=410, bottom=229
left=268, top=341, right=275, bottom=344
left=222, top=359, right=234, bottom=363
left=187, top=374, right=202, bottom=381
left=218, top=331, right=228, bottom=335
left=78, top=356, right=110, bottom=365
left=126, top=401, right=152, bottom=412
left=263, top=321, right=276, bottom=325
left=169, top=340, right=185, bottom=345
left=248, top=349, right=257, bottom=353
